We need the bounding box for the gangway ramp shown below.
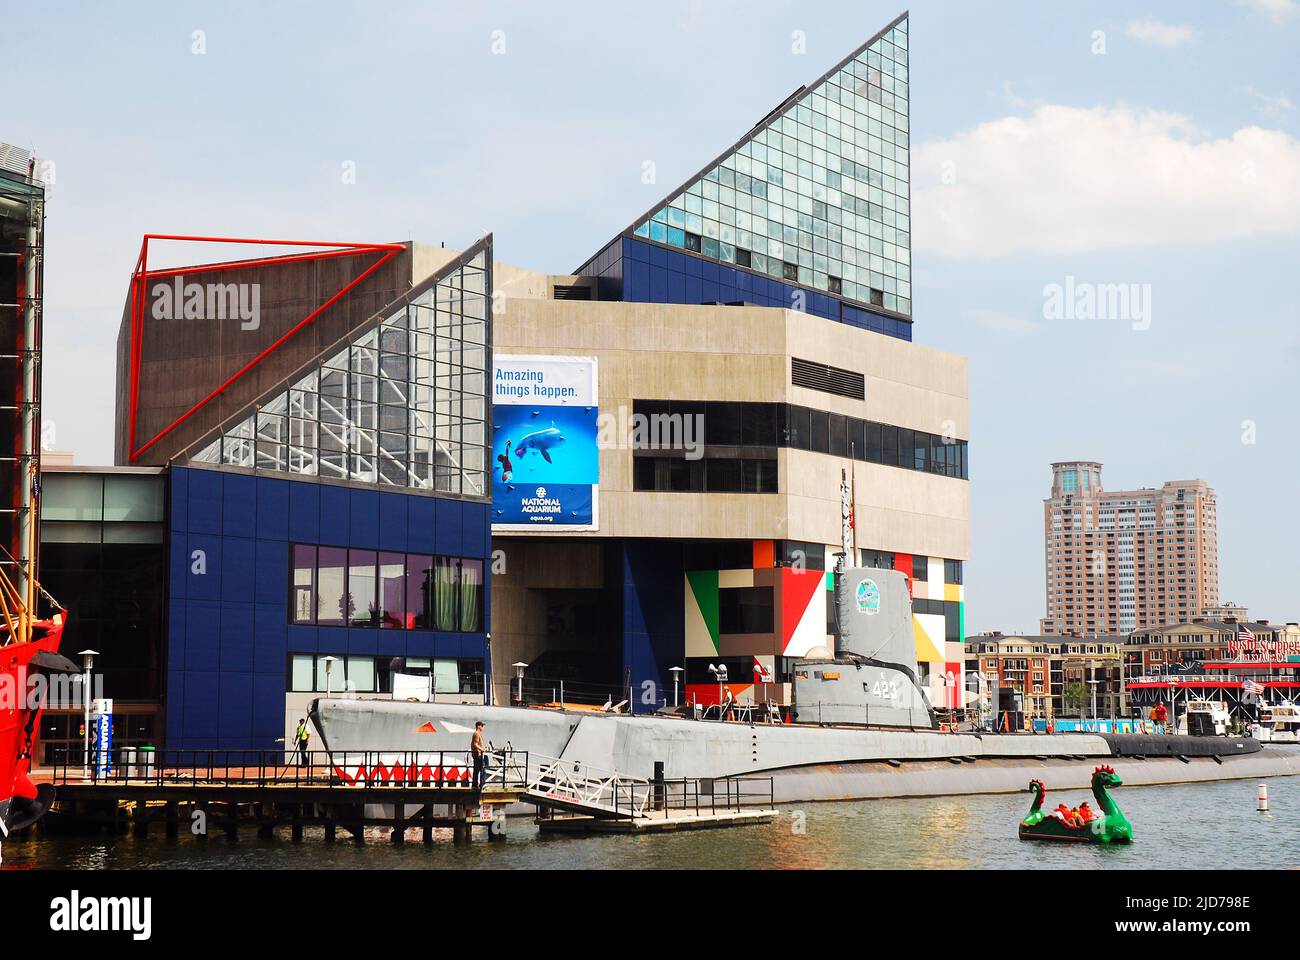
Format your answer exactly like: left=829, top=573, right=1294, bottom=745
left=523, top=755, right=777, bottom=833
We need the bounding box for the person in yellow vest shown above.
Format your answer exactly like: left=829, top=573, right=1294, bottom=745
left=294, top=718, right=310, bottom=765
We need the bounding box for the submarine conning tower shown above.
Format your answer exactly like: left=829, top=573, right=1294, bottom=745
left=834, top=567, right=919, bottom=670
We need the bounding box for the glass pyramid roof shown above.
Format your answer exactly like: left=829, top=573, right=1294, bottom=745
left=188, top=240, right=490, bottom=498
left=629, top=13, right=911, bottom=317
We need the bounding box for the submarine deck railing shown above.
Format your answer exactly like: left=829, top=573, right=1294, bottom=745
left=46, top=747, right=531, bottom=792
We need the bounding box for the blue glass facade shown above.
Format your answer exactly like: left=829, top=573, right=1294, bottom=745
left=165, top=466, right=490, bottom=749
left=585, top=237, right=912, bottom=341
left=620, top=540, right=685, bottom=714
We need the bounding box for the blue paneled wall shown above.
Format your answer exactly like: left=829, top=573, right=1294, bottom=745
left=596, top=236, right=912, bottom=342
left=166, top=467, right=491, bottom=749
left=621, top=540, right=684, bottom=715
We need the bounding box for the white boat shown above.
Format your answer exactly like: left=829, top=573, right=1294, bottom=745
left=1250, top=701, right=1300, bottom=743
left=1177, top=698, right=1231, bottom=737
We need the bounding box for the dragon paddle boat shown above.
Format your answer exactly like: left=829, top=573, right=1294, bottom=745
left=1019, top=765, right=1133, bottom=845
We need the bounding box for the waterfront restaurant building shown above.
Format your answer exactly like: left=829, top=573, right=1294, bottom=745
left=32, top=11, right=972, bottom=755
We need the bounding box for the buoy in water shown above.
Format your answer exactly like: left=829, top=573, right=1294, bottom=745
left=1257, top=783, right=1269, bottom=813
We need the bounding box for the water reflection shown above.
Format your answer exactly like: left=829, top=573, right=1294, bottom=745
left=5, top=776, right=1297, bottom=870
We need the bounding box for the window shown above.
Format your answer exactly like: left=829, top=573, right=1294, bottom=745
left=719, top=587, right=775, bottom=634
left=944, top=559, right=963, bottom=585
left=828, top=414, right=847, bottom=457
left=862, top=549, right=894, bottom=569
left=289, top=654, right=484, bottom=695
left=809, top=410, right=829, bottom=454
left=316, top=547, right=347, bottom=626
left=633, top=456, right=778, bottom=493
left=880, top=424, right=898, bottom=467
left=190, top=246, right=490, bottom=496
left=378, top=552, right=405, bottom=629
left=348, top=549, right=378, bottom=626
left=629, top=400, right=969, bottom=480
left=291, top=545, right=484, bottom=633
left=292, top=544, right=316, bottom=624
left=912, top=555, right=928, bottom=583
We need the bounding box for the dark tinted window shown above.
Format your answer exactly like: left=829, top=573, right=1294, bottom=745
left=865, top=420, right=882, bottom=462
left=809, top=410, right=829, bottom=454
left=742, top=403, right=779, bottom=446
left=705, top=403, right=742, bottom=446
left=828, top=414, right=847, bottom=457
left=787, top=406, right=810, bottom=450
left=848, top=417, right=866, bottom=460
left=719, top=587, right=774, bottom=634
left=880, top=425, right=898, bottom=467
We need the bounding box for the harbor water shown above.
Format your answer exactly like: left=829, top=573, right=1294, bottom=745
left=6, top=772, right=1298, bottom=870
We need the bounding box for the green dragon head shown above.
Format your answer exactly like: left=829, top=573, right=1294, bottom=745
left=1092, top=764, right=1122, bottom=789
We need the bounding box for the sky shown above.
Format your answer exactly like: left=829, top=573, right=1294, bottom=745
left=4, top=0, right=1299, bottom=635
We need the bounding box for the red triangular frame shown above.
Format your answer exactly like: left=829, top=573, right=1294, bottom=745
left=125, top=234, right=406, bottom=461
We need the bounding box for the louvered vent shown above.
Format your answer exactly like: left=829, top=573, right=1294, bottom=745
left=791, top=357, right=865, bottom=400
left=552, top=284, right=592, bottom=301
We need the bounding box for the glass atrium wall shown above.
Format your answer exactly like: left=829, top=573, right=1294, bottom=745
left=190, top=247, right=489, bottom=498
left=631, top=16, right=911, bottom=316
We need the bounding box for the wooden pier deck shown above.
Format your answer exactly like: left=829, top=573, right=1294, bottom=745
left=37, top=748, right=779, bottom=845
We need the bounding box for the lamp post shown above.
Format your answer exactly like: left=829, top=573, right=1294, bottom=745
left=78, top=649, right=98, bottom=781
left=708, top=663, right=728, bottom=718
left=1087, top=678, right=1100, bottom=731
left=512, top=662, right=528, bottom=706
left=1168, top=679, right=1178, bottom=735
left=669, top=666, right=684, bottom=708
left=321, top=655, right=338, bottom=699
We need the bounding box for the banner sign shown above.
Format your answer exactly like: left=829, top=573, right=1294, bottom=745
left=492, top=355, right=599, bottom=531
left=92, top=698, right=113, bottom=777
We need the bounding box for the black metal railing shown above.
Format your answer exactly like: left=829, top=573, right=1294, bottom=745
left=48, top=746, right=530, bottom=791
left=605, top=776, right=775, bottom=820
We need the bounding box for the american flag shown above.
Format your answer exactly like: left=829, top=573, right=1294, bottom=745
left=1238, top=625, right=1256, bottom=643
left=1243, top=678, right=1265, bottom=695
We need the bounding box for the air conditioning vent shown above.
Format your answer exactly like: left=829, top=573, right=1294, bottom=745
left=552, top=284, right=592, bottom=301
left=791, top=357, right=865, bottom=400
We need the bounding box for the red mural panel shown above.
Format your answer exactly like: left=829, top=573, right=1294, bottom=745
left=893, top=553, right=913, bottom=596
left=780, top=568, right=825, bottom=645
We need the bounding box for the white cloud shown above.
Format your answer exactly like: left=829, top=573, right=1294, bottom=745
left=913, top=105, right=1300, bottom=259
left=1238, top=0, right=1298, bottom=23
left=1245, top=86, right=1294, bottom=118
left=1125, top=18, right=1197, bottom=47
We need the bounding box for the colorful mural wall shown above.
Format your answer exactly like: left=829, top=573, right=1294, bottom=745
left=682, top=541, right=966, bottom=708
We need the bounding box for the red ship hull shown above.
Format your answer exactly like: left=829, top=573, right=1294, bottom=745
left=1, top=618, right=69, bottom=838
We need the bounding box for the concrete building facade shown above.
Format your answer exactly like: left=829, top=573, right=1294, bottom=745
left=1041, top=462, right=1219, bottom=636
left=488, top=285, right=969, bottom=710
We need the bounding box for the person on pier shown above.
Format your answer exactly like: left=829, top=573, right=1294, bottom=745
left=471, top=721, right=488, bottom=791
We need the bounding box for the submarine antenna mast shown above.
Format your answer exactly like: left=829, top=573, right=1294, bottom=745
left=839, top=468, right=852, bottom=575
